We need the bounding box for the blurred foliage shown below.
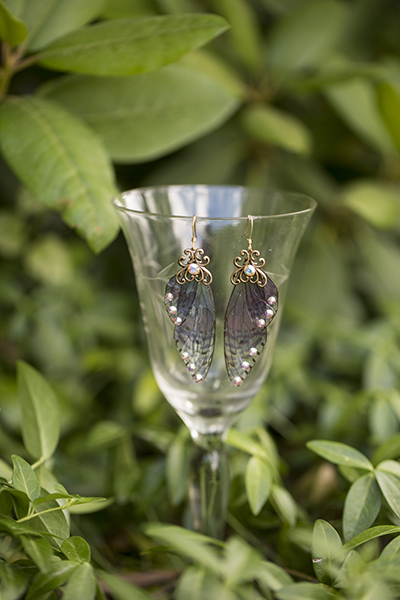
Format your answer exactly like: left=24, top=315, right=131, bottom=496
left=1, top=0, right=400, bottom=598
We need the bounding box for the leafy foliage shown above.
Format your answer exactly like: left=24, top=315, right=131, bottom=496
left=2, top=0, right=400, bottom=598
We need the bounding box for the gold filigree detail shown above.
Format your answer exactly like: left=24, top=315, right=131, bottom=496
left=230, top=248, right=268, bottom=287
left=176, top=247, right=212, bottom=285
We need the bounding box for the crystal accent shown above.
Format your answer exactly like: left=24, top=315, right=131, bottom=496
left=233, top=376, right=242, bottom=386
left=174, top=316, right=183, bottom=326
left=165, top=292, right=173, bottom=301
left=256, top=318, right=265, bottom=328
left=241, top=361, right=250, bottom=372
left=194, top=373, right=203, bottom=383
left=188, top=263, right=200, bottom=275
left=168, top=306, right=177, bottom=315
left=267, top=295, right=277, bottom=306
left=248, top=347, right=257, bottom=357
left=244, top=264, right=256, bottom=276
left=265, top=308, right=274, bottom=319
left=188, top=363, right=196, bottom=372
left=181, top=351, right=190, bottom=361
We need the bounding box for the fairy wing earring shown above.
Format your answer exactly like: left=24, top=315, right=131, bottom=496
left=224, top=215, right=278, bottom=386
left=164, top=216, right=216, bottom=383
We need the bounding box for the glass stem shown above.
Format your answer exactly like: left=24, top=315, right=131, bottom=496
left=188, top=432, right=230, bottom=539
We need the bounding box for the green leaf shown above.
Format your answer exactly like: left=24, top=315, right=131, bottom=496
left=377, top=460, right=400, bottom=478
left=342, top=180, right=400, bottom=230
left=40, top=64, right=239, bottom=163
left=307, top=440, right=373, bottom=471
left=210, top=0, right=262, bottom=71
left=377, top=82, right=400, bottom=152
left=33, top=491, right=106, bottom=509
left=0, top=514, right=47, bottom=537
left=68, top=497, right=114, bottom=514
left=0, top=563, right=28, bottom=600
left=0, top=96, right=118, bottom=252
left=11, top=455, right=41, bottom=501
left=26, top=560, right=79, bottom=600
left=62, top=537, right=91, bottom=563
left=222, top=537, right=264, bottom=586
left=175, top=566, right=208, bottom=600
left=144, top=524, right=222, bottom=574
left=62, top=563, right=96, bottom=600
left=0, top=458, right=12, bottom=480
left=37, top=14, right=229, bottom=76
left=226, top=428, right=267, bottom=458
left=380, top=535, right=400, bottom=558
left=21, top=535, right=53, bottom=572
left=372, top=433, right=400, bottom=466
left=376, top=471, right=400, bottom=519
left=276, top=582, right=339, bottom=600
left=98, top=570, right=153, bottom=600
left=245, top=456, right=272, bottom=516
left=270, top=485, right=297, bottom=526
left=17, top=361, right=60, bottom=461
left=27, top=490, right=70, bottom=549
left=312, top=520, right=342, bottom=585
left=242, top=104, right=312, bottom=155
left=23, top=0, right=107, bottom=51
left=325, top=79, right=397, bottom=155
left=342, top=525, right=400, bottom=553
left=268, top=0, right=347, bottom=75
left=0, top=0, right=27, bottom=45
left=343, top=473, right=381, bottom=542
left=256, top=561, right=293, bottom=593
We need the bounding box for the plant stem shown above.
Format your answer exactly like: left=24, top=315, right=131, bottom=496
left=17, top=500, right=72, bottom=523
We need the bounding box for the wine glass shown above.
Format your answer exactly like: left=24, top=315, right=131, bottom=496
left=113, top=185, right=316, bottom=537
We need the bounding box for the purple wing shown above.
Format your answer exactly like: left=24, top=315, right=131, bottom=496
left=164, top=277, right=197, bottom=324
left=165, top=278, right=215, bottom=382
left=224, top=277, right=278, bottom=385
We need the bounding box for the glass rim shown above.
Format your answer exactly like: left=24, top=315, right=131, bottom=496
left=112, top=185, right=317, bottom=220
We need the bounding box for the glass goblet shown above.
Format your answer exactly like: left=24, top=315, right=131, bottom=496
left=113, top=185, right=316, bottom=537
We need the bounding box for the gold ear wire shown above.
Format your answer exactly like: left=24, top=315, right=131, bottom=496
left=191, top=215, right=197, bottom=250
left=242, top=215, right=254, bottom=251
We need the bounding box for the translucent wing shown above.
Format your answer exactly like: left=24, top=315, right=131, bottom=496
left=224, top=277, right=278, bottom=385
left=165, top=277, right=215, bottom=382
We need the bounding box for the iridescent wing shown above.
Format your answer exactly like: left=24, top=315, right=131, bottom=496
left=224, top=277, right=278, bottom=385
left=165, top=277, right=215, bottom=382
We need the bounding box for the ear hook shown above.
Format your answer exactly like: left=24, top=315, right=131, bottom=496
left=191, top=215, right=197, bottom=249
left=242, top=215, right=254, bottom=251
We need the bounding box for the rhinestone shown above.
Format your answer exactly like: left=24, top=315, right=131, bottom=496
left=248, top=347, right=257, bottom=357
left=256, top=318, right=266, bottom=328
left=241, top=361, right=250, bottom=372
left=265, top=308, right=274, bottom=319
left=168, top=306, right=177, bottom=315
left=194, top=373, right=203, bottom=383
left=188, top=363, right=196, bottom=372
left=188, top=263, right=200, bottom=275
left=174, top=316, right=183, bottom=326
left=244, top=264, right=256, bottom=276
left=233, top=376, right=242, bottom=386
left=181, top=351, right=190, bottom=361
left=165, top=292, right=173, bottom=302
left=267, top=296, right=277, bottom=306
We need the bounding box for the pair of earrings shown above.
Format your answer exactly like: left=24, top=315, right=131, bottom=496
left=164, top=216, right=278, bottom=386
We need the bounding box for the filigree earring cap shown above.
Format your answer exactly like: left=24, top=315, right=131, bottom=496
left=224, top=215, right=279, bottom=386
left=164, top=216, right=215, bottom=383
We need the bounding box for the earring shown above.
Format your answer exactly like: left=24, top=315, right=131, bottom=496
left=164, top=216, right=216, bottom=383
left=224, top=215, right=278, bottom=386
